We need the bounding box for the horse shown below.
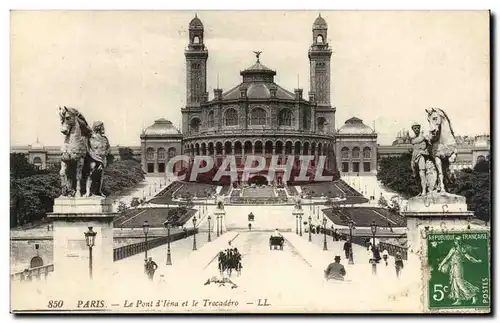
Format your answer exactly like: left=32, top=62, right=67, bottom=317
left=218, top=249, right=242, bottom=277
left=58, top=106, right=92, bottom=197
left=426, top=107, right=458, bottom=193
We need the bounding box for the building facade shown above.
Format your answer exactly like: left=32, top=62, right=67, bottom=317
left=140, top=118, right=183, bottom=176
left=335, top=117, right=377, bottom=176
left=180, top=15, right=337, bottom=183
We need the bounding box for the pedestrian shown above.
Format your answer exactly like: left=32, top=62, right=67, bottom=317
left=395, top=252, right=404, bottom=278
left=324, top=255, right=346, bottom=281
left=343, top=240, right=352, bottom=260
left=248, top=223, right=252, bottom=231
left=382, top=249, right=389, bottom=266
left=146, top=257, right=158, bottom=280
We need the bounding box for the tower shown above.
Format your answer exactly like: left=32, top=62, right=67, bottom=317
left=184, top=14, right=209, bottom=108
left=308, top=14, right=332, bottom=108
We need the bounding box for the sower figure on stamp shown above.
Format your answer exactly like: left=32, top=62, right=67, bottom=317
left=85, top=121, right=111, bottom=197
left=410, top=122, right=433, bottom=195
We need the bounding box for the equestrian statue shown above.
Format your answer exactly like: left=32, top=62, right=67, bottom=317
left=58, top=106, right=111, bottom=198
left=410, top=107, right=457, bottom=195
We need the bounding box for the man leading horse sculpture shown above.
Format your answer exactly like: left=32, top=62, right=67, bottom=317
left=58, top=106, right=111, bottom=197
left=411, top=107, right=457, bottom=195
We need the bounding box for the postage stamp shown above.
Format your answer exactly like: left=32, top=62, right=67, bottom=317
left=9, top=10, right=491, bottom=314
left=426, top=231, right=491, bottom=310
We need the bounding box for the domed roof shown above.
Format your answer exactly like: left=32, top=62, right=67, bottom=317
left=143, top=118, right=181, bottom=137
left=247, top=83, right=271, bottom=98
left=313, top=14, right=327, bottom=29
left=29, top=138, right=45, bottom=150
left=189, top=15, right=203, bottom=29
left=338, top=117, right=375, bottom=135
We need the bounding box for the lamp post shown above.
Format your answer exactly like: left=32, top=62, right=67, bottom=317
left=84, top=227, right=97, bottom=280
left=295, top=214, right=299, bottom=235
left=142, top=221, right=149, bottom=261
left=370, top=221, right=378, bottom=275
left=192, top=217, right=197, bottom=251
left=308, top=216, right=312, bottom=242
left=164, top=219, right=172, bottom=265
left=299, top=214, right=303, bottom=236
left=322, top=217, right=328, bottom=251
left=207, top=215, right=212, bottom=242
left=216, top=214, right=220, bottom=237
left=348, top=220, right=355, bottom=265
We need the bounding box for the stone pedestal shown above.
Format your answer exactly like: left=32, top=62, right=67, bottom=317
left=48, top=196, right=116, bottom=284
left=214, top=209, right=227, bottom=234
left=402, top=192, right=473, bottom=253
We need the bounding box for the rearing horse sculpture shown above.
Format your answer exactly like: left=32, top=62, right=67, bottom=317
left=426, top=107, right=458, bottom=193
left=59, top=106, right=92, bottom=197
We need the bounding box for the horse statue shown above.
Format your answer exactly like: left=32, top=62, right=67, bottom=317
left=426, top=107, right=458, bottom=193
left=59, top=106, right=92, bottom=197
left=58, top=106, right=111, bottom=197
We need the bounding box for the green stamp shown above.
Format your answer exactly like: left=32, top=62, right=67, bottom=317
left=427, top=231, right=490, bottom=310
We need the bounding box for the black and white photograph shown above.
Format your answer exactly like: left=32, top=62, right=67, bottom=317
left=8, top=9, right=491, bottom=314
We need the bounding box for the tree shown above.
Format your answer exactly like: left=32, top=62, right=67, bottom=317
left=448, top=168, right=490, bottom=222
left=117, top=201, right=128, bottom=214
left=10, top=173, right=60, bottom=227
left=10, top=153, right=38, bottom=179
left=377, top=152, right=420, bottom=198
left=118, top=147, right=136, bottom=161
left=130, top=197, right=140, bottom=207
left=102, top=160, right=145, bottom=196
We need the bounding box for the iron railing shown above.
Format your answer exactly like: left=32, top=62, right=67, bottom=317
left=113, top=229, right=197, bottom=261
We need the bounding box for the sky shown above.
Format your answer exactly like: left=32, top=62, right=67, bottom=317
left=10, top=10, right=490, bottom=146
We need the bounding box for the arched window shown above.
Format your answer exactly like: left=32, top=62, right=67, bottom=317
left=33, top=157, right=42, bottom=169
left=207, top=110, right=215, bottom=128
left=193, top=36, right=200, bottom=44
left=224, top=108, right=238, bottom=126
left=317, top=117, right=326, bottom=132
left=190, top=118, right=201, bottom=133
left=363, top=147, right=371, bottom=159
left=278, top=109, right=292, bottom=126
left=352, top=147, right=360, bottom=159
left=30, top=256, right=43, bottom=268
left=157, top=148, right=166, bottom=160
left=168, top=147, right=176, bottom=158
left=316, top=34, right=324, bottom=44
left=341, top=147, right=349, bottom=159
left=146, top=147, right=155, bottom=160
left=250, top=108, right=266, bottom=126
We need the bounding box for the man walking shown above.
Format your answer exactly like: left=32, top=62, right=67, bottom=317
left=145, top=257, right=158, bottom=281
left=343, top=240, right=352, bottom=260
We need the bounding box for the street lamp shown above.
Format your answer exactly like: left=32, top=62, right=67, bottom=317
left=216, top=214, right=220, bottom=237
left=207, top=215, right=212, bottom=242
left=192, top=217, right=197, bottom=251
left=299, top=214, right=303, bottom=236
left=84, top=227, right=97, bottom=280
left=163, top=219, right=172, bottom=265
left=295, top=214, right=299, bottom=235
left=142, top=221, right=150, bottom=261
left=322, top=217, right=328, bottom=251
left=348, top=220, right=355, bottom=265
left=308, top=216, right=312, bottom=242
left=370, top=221, right=378, bottom=275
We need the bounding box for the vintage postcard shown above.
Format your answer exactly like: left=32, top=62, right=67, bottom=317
left=9, top=10, right=491, bottom=314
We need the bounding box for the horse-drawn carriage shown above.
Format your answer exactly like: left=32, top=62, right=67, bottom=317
left=269, top=236, right=284, bottom=250
left=218, top=248, right=242, bottom=277
left=248, top=212, right=255, bottom=221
